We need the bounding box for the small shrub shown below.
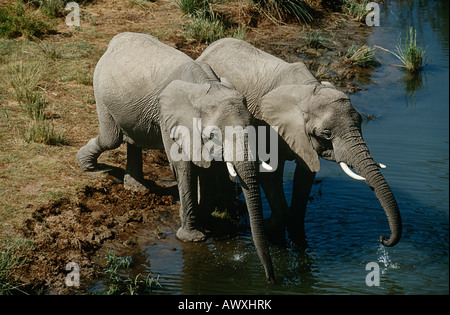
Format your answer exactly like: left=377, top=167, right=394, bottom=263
left=38, top=0, right=66, bottom=18
left=0, top=0, right=54, bottom=39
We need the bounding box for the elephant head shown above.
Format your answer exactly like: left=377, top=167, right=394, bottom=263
left=257, top=83, right=402, bottom=247
left=158, top=79, right=275, bottom=282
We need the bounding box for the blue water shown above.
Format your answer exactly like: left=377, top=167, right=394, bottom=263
left=101, top=0, right=449, bottom=295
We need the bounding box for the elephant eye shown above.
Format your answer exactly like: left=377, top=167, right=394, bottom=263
left=321, top=130, right=332, bottom=140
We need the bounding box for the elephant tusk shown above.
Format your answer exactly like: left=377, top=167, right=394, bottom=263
left=339, top=162, right=366, bottom=181
left=259, top=159, right=273, bottom=172
left=378, top=163, right=387, bottom=169
left=226, top=162, right=237, bottom=178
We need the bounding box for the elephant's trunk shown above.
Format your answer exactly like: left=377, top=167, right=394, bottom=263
left=334, top=130, right=402, bottom=247
left=233, top=160, right=275, bottom=283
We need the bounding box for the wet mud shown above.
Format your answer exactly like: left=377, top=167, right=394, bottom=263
left=17, top=150, right=180, bottom=294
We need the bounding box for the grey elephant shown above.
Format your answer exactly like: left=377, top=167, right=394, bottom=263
left=198, top=38, right=402, bottom=247
left=76, top=33, right=275, bottom=282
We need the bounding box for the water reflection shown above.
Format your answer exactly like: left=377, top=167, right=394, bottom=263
left=401, top=70, right=426, bottom=107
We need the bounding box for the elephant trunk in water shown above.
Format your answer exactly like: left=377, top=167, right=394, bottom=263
left=334, top=129, right=402, bottom=247
left=233, top=160, right=275, bottom=283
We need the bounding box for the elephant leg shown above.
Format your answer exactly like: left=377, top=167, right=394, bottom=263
left=175, top=162, right=206, bottom=242
left=260, top=161, right=289, bottom=244
left=287, top=163, right=315, bottom=248
left=77, top=102, right=122, bottom=171
left=124, top=143, right=147, bottom=191
left=197, top=166, right=216, bottom=229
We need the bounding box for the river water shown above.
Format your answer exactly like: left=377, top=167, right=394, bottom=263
left=96, top=0, right=449, bottom=295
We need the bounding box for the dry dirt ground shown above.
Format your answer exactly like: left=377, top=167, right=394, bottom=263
left=0, top=0, right=375, bottom=294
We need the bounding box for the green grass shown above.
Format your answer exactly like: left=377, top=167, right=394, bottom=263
left=304, top=29, right=326, bottom=49
left=185, top=14, right=226, bottom=43
left=0, top=237, right=34, bottom=295
left=342, top=0, right=369, bottom=22
left=7, top=59, right=69, bottom=145
left=394, top=27, right=427, bottom=72
left=376, top=27, right=427, bottom=72
left=177, top=0, right=210, bottom=15
left=23, top=120, right=69, bottom=146
left=101, top=250, right=162, bottom=295
left=0, top=0, right=54, bottom=39
left=345, top=44, right=379, bottom=68
left=250, top=0, right=314, bottom=24
left=179, top=1, right=247, bottom=43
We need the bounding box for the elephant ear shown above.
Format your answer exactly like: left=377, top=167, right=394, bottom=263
left=258, top=85, right=320, bottom=172
left=159, top=80, right=211, bottom=168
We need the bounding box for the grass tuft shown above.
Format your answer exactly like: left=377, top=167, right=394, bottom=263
left=342, top=0, right=369, bottom=22
left=250, top=0, right=314, bottom=24
left=101, top=250, right=162, bottom=295
left=304, top=29, right=326, bottom=49
left=376, top=27, right=427, bottom=72
left=0, top=237, right=34, bottom=295
left=179, top=0, right=247, bottom=43
left=345, top=44, right=379, bottom=68
left=23, top=120, right=69, bottom=146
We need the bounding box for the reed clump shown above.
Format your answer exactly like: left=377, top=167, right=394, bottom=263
left=376, top=27, right=427, bottom=72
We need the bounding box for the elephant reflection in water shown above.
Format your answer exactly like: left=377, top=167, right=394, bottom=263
left=198, top=38, right=401, bottom=248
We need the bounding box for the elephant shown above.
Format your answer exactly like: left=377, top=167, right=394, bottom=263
left=76, top=33, right=275, bottom=283
left=197, top=38, right=402, bottom=247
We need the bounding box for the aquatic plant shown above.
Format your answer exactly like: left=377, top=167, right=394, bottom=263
left=102, top=250, right=161, bottom=295
left=376, top=27, right=427, bottom=72
left=345, top=44, right=379, bottom=68
left=394, top=27, right=427, bottom=72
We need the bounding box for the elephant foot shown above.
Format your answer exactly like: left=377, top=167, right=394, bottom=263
left=77, top=147, right=98, bottom=171
left=287, top=228, right=308, bottom=249
left=264, top=217, right=286, bottom=245
left=123, top=174, right=148, bottom=192
left=176, top=227, right=206, bottom=242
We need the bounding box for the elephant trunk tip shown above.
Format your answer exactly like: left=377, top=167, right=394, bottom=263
left=379, top=233, right=401, bottom=247
left=266, top=275, right=276, bottom=285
